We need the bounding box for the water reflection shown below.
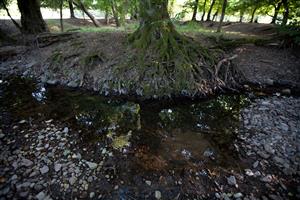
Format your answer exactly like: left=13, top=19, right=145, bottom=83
left=1, top=77, right=250, bottom=168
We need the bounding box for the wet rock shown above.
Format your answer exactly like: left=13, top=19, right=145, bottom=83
left=40, top=165, right=49, bottom=174
left=155, top=190, right=162, bottom=199
left=281, top=89, right=291, bottom=95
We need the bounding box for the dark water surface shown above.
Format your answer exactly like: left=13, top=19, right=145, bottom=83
left=0, top=77, right=250, bottom=170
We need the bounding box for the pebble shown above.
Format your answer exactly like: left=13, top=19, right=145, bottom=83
left=155, top=190, right=162, bottom=199
left=36, top=192, right=46, bottom=200
left=54, top=163, right=62, bottom=172
left=145, top=180, right=151, bottom=186
left=40, top=165, right=49, bottom=174
left=227, top=176, right=237, bottom=186
left=234, top=193, right=243, bottom=198
left=86, top=161, right=97, bottom=170
left=69, top=176, right=77, bottom=185
left=261, top=175, right=273, bottom=183
left=63, top=127, right=69, bottom=133
left=89, top=192, right=95, bottom=198
left=21, top=158, right=33, bottom=167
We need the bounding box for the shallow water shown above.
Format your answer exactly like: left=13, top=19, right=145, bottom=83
left=0, top=77, right=250, bottom=170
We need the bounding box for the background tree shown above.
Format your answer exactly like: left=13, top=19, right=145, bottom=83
left=206, top=0, right=216, bottom=21
left=0, top=0, right=21, bottom=31
left=217, top=0, right=227, bottom=32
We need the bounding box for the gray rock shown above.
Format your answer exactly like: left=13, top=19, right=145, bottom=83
left=63, top=127, right=69, bottom=134
left=34, top=184, right=44, bottom=191
left=54, top=163, right=62, bottom=172
left=40, top=165, right=49, bottom=174
left=145, top=180, right=151, bottom=186
left=257, top=151, right=270, bottom=159
left=19, top=191, right=29, bottom=198
left=89, top=192, right=95, bottom=198
left=86, top=161, right=97, bottom=170
left=67, top=81, right=78, bottom=88
left=234, top=193, right=243, bottom=198
left=46, top=79, right=58, bottom=85
left=36, top=192, right=46, bottom=200
left=69, top=176, right=77, bottom=185
left=155, top=190, right=162, bottom=199
left=266, top=79, right=274, bottom=85
left=227, top=176, right=237, bottom=186
left=21, top=158, right=34, bottom=167
left=261, top=175, right=273, bottom=183
left=253, top=161, right=259, bottom=168
left=0, top=133, right=5, bottom=139
left=264, top=144, right=275, bottom=154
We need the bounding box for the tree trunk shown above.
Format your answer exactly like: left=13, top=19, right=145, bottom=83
left=239, top=11, right=244, bottom=22
left=282, top=0, right=289, bottom=25
left=271, top=2, right=282, bottom=24
left=1, top=1, right=22, bottom=31
left=250, top=7, right=257, bottom=23
left=111, top=0, right=120, bottom=27
left=17, top=0, right=48, bottom=34
left=217, top=0, right=227, bottom=33
left=201, top=0, right=207, bottom=21
left=206, top=0, right=216, bottom=21
left=191, top=0, right=199, bottom=21
left=105, top=8, right=110, bottom=25
left=212, top=8, right=219, bottom=21
left=60, top=0, right=64, bottom=32
left=68, top=0, right=76, bottom=18
left=74, top=0, right=100, bottom=27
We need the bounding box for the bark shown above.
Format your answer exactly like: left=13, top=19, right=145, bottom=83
left=217, top=0, right=227, bottom=33
left=1, top=1, right=22, bottom=31
left=250, top=7, right=258, bottom=23
left=60, top=0, right=64, bottom=32
left=111, top=0, right=120, bottom=27
left=68, top=0, right=76, bottom=18
left=191, top=0, right=199, bottom=21
left=73, top=0, right=101, bottom=27
left=201, top=0, right=207, bottom=21
left=271, top=1, right=282, bottom=24
left=239, top=10, right=244, bottom=23
left=212, top=8, right=219, bottom=21
left=282, top=0, right=289, bottom=25
left=206, top=0, right=216, bottom=21
left=105, top=8, right=110, bottom=25
left=17, top=0, right=48, bottom=34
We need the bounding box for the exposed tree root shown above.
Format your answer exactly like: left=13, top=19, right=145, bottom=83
left=104, top=23, right=243, bottom=98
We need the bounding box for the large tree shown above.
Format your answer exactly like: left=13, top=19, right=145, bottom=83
left=116, top=0, right=240, bottom=97
left=17, top=0, right=48, bottom=34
